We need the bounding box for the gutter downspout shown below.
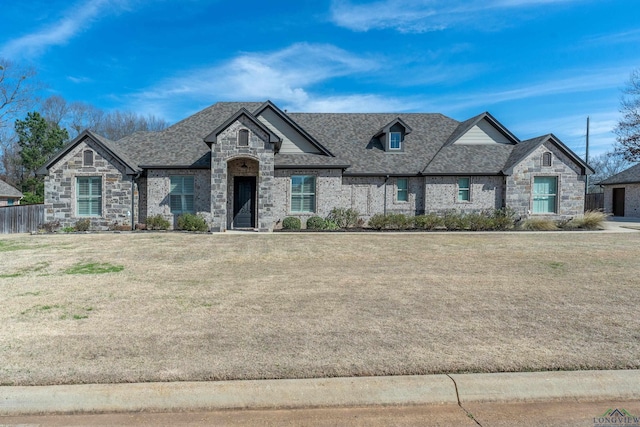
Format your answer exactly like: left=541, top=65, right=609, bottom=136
left=383, top=175, right=389, bottom=215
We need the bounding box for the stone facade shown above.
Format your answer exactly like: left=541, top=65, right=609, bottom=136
left=44, top=137, right=134, bottom=229
left=142, top=168, right=211, bottom=228
left=603, top=183, right=640, bottom=217
left=211, top=116, right=276, bottom=231
left=505, top=141, right=586, bottom=218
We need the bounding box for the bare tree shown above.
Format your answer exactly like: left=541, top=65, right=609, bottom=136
left=97, top=110, right=169, bottom=140
left=588, top=150, right=635, bottom=192
left=615, top=68, right=640, bottom=161
left=40, top=95, right=70, bottom=126
left=0, top=59, right=39, bottom=130
left=68, top=101, right=104, bottom=137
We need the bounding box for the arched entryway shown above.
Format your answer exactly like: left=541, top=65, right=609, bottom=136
left=227, top=157, right=259, bottom=229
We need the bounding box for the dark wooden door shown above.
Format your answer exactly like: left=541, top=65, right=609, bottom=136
left=613, top=188, right=625, bottom=217
left=233, top=177, right=256, bottom=228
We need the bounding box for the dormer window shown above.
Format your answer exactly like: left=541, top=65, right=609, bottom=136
left=390, top=132, right=402, bottom=150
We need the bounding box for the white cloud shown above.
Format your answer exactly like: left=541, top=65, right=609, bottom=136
left=126, top=43, right=392, bottom=119
left=330, top=0, right=583, bottom=33
left=1, top=0, right=131, bottom=59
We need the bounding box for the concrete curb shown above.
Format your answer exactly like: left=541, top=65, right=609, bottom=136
left=1, top=370, right=639, bottom=416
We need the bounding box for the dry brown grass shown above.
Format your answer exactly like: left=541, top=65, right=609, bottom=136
left=1, top=231, right=639, bottom=386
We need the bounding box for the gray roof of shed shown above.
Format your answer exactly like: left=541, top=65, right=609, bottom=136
left=0, top=179, right=22, bottom=198
left=599, top=162, right=640, bottom=185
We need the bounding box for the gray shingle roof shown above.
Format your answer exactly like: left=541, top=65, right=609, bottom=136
left=288, top=113, right=459, bottom=175
left=0, top=179, right=22, bottom=198
left=600, top=163, right=640, bottom=185
left=424, top=144, right=516, bottom=175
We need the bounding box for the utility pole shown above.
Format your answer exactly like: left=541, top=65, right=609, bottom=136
left=585, top=116, right=590, bottom=195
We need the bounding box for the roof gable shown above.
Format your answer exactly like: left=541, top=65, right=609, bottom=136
left=37, top=130, right=139, bottom=176
left=502, top=134, right=593, bottom=175
left=447, top=112, right=519, bottom=146
left=254, top=101, right=333, bottom=156
left=203, top=107, right=281, bottom=146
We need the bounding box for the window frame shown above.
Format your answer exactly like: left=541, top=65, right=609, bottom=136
left=290, top=175, right=316, bottom=213
left=542, top=152, right=552, bottom=167
left=76, top=176, right=102, bottom=217
left=170, top=175, right=195, bottom=214
left=457, top=177, right=471, bottom=202
left=396, top=178, right=408, bottom=202
left=389, top=132, right=402, bottom=150
left=237, top=129, right=249, bottom=147
left=532, top=176, right=558, bottom=214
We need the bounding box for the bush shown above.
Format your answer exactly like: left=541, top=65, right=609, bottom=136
left=146, top=214, right=170, bottom=230
left=490, top=208, right=517, bottom=230
left=442, top=210, right=469, bottom=230
left=367, top=213, right=388, bottom=230
left=306, top=216, right=326, bottom=230
left=326, top=207, right=360, bottom=229
left=414, top=213, right=444, bottom=230
left=564, top=211, right=607, bottom=230
left=519, top=218, right=558, bottom=231
left=466, top=212, right=493, bottom=231
left=323, top=219, right=340, bottom=230
left=282, top=216, right=301, bottom=230
left=177, top=213, right=209, bottom=232
left=74, top=218, right=91, bottom=232
left=62, top=226, right=75, bottom=233
left=386, top=213, right=412, bottom=229
left=41, top=220, right=61, bottom=233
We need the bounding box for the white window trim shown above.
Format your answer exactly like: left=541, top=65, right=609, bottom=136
left=289, top=175, right=316, bottom=214
left=76, top=176, right=103, bottom=217
left=457, top=177, right=471, bottom=203
left=389, top=132, right=402, bottom=150
left=531, top=175, right=559, bottom=215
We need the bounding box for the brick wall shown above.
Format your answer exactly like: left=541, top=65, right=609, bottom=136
left=603, top=183, right=640, bottom=217
left=424, top=176, right=504, bottom=213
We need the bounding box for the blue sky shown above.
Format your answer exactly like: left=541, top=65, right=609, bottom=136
left=2, top=0, right=639, bottom=157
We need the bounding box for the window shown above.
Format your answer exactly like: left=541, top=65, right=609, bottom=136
left=7, top=198, right=14, bottom=206
left=457, top=177, right=470, bottom=202
left=542, top=152, right=552, bottom=167
left=291, top=175, right=316, bottom=213
left=533, top=176, right=557, bottom=214
left=389, top=132, right=402, bottom=150
left=77, top=177, right=102, bottom=216
left=83, top=150, right=94, bottom=166
left=238, top=129, right=249, bottom=146
left=170, top=176, right=195, bottom=214
left=397, top=178, right=408, bottom=202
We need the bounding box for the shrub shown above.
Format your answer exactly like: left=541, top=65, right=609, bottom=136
left=41, top=220, right=61, bottom=233
left=326, top=207, right=360, bottom=229
left=367, top=214, right=388, bottom=230
left=466, top=212, right=493, bottom=231
left=62, top=226, right=75, bottom=233
left=282, top=216, right=301, bottom=230
left=564, top=211, right=607, bottom=230
left=414, top=213, right=444, bottom=230
left=490, top=208, right=517, bottom=230
left=442, top=210, right=469, bottom=230
left=323, top=219, right=340, bottom=230
left=74, top=218, right=91, bottom=232
left=177, top=213, right=209, bottom=232
left=146, top=214, right=170, bottom=230
left=386, top=213, right=412, bottom=229
left=306, top=216, right=326, bottom=230
left=519, top=218, right=558, bottom=231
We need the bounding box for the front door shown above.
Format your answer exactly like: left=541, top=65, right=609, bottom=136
left=233, top=176, right=256, bottom=228
left=613, top=188, right=625, bottom=217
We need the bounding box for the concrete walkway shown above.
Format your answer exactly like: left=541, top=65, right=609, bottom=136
left=603, top=216, right=640, bottom=232
left=1, top=370, right=639, bottom=416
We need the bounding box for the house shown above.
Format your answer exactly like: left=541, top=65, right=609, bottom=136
left=37, top=101, right=593, bottom=231
left=0, top=179, right=22, bottom=207
left=599, top=163, right=640, bottom=217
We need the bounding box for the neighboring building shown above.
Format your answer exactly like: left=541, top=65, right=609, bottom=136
left=37, top=101, right=593, bottom=231
left=600, top=163, right=640, bottom=217
left=0, top=179, right=23, bottom=207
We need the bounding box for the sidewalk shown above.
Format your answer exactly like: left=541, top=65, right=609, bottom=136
left=1, top=370, right=639, bottom=416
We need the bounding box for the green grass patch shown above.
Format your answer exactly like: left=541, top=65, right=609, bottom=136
left=0, top=241, right=29, bottom=252
left=64, top=262, right=124, bottom=275
left=0, top=273, right=22, bottom=278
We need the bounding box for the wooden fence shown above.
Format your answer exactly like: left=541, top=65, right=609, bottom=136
left=585, top=193, right=604, bottom=212
left=0, top=204, right=45, bottom=234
